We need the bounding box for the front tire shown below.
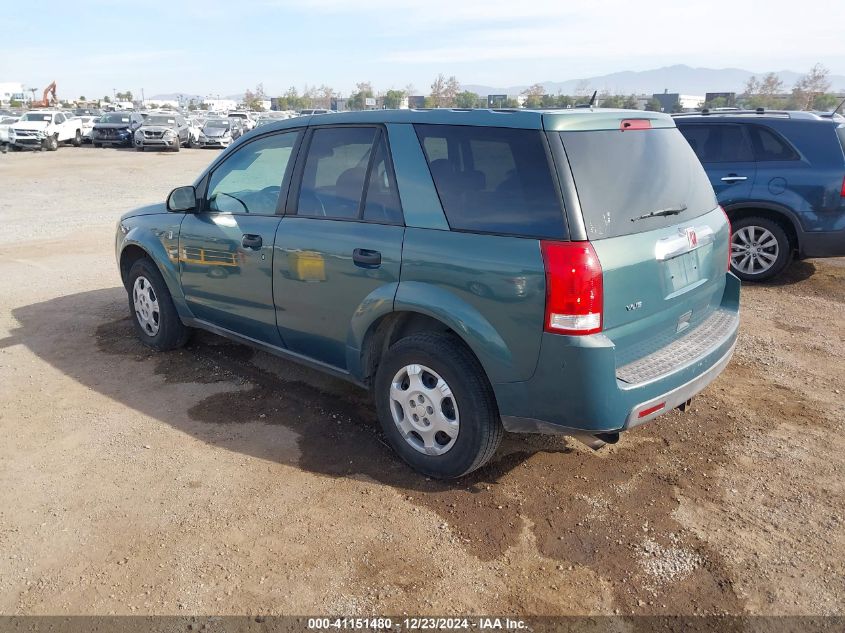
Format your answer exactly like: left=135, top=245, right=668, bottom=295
left=730, top=216, right=791, bottom=282
left=44, top=134, right=59, bottom=151
left=127, top=258, right=190, bottom=351
left=374, top=332, right=503, bottom=479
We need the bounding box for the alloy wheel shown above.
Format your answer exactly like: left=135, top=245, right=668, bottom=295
left=731, top=225, right=779, bottom=276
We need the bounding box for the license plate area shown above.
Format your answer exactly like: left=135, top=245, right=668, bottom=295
left=662, top=244, right=712, bottom=297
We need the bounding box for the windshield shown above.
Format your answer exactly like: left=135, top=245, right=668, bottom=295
left=228, top=113, right=246, bottom=119
left=21, top=113, right=53, bottom=122
left=206, top=120, right=230, bottom=129
left=100, top=113, right=131, bottom=124
left=559, top=128, right=716, bottom=239
left=1, top=117, right=17, bottom=124
left=145, top=116, right=176, bottom=126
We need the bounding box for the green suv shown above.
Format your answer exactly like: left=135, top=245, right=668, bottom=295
left=115, top=109, right=740, bottom=478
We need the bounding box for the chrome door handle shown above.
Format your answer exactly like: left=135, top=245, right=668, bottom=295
left=721, top=175, right=747, bottom=182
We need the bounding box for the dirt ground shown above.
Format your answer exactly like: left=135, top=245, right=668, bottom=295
left=0, top=148, right=843, bottom=618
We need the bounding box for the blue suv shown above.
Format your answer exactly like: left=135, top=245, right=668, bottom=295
left=674, top=110, right=845, bottom=281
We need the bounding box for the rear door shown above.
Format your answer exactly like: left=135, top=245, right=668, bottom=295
left=677, top=122, right=756, bottom=203
left=273, top=125, right=405, bottom=369
left=553, top=121, right=732, bottom=368
left=179, top=129, right=301, bottom=345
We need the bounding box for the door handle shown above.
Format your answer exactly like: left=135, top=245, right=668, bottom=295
left=241, top=234, right=263, bottom=249
left=353, top=248, right=381, bottom=268
left=721, top=175, right=748, bottom=182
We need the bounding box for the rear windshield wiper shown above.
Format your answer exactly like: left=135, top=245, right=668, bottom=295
left=631, top=205, right=687, bottom=222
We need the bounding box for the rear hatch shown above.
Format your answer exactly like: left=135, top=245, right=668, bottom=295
left=548, top=112, right=732, bottom=383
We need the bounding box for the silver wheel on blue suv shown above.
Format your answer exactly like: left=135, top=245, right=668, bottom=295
left=730, top=216, right=791, bottom=281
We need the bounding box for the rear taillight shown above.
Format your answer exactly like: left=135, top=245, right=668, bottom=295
left=840, top=175, right=845, bottom=198
left=719, top=205, right=732, bottom=272
left=540, top=241, right=603, bottom=335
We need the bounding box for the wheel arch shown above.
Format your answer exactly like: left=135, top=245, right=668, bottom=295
left=352, top=283, right=514, bottom=388
left=723, top=202, right=801, bottom=253
left=118, top=231, right=191, bottom=319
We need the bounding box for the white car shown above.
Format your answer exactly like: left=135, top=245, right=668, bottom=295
left=227, top=111, right=256, bottom=131
left=78, top=116, right=98, bottom=142
left=9, top=110, right=84, bottom=151
left=0, top=116, right=20, bottom=151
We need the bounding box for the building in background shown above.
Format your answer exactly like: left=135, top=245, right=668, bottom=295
left=0, top=82, right=26, bottom=107
left=652, top=90, right=704, bottom=112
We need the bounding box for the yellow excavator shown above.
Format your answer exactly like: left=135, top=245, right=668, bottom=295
left=31, top=81, right=58, bottom=108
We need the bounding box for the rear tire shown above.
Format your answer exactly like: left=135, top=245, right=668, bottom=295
left=374, top=332, right=503, bottom=479
left=72, top=130, right=82, bottom=147
left=730, top=216, right=791, bottom=282
left=126, top=258, right=190, bottom=351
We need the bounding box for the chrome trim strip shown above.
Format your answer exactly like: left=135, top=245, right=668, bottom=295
left=654, top=224, right=715, bottom=261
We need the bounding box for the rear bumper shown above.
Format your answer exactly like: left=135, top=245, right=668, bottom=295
left=497, top=272, right=740, bottom=434
left=798, top=228, right=845, bottom=258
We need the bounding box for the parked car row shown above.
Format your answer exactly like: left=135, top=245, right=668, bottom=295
left=2, top=109, right=257, bottom=152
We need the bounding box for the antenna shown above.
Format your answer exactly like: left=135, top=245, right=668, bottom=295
left=588, top=90, right=597, bottom=107
left=834, top=96, right=845, bottom=115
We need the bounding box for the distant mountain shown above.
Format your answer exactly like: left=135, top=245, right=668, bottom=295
left=463, top=64, right=845, bottom=96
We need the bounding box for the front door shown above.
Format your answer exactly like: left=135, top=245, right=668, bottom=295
left=274, top=125, right=405, bottom=369
left=179, top=130, right=301, bottom=345
left=678, top=123, right=757, bottom=205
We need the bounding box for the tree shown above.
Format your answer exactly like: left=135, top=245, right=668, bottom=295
left=599, top=93, right=624, bottom=108
left=455, top=91, right=480, bottom=108
left=521, top=83, right=545, bottom=109
left=622, top=94, right=640, bottom=110
left=383, top=89, right=405, bottom=109
left=78, top=95, right=86, bottom=102
left=704, top=96, right=729, bottom=109
left=429, top=74, right=460, bottom=108
left=644, top=98, right=662, bottom=112
left=348, top=82, right=375, bottom=110
left=115, top=91, right=133, bottom=102
left=430, top=74, right=446, bottom=107
left=103, top=95, right=111, bottom=103
left=742, top=72, right=786, bottom=109
left=791, top=63, right=831, bottom=110
left=244, top=83, right=267, bottom=111
left=314, top=85, right=335, bottom=109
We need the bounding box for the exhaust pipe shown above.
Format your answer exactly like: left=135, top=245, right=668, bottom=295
left=570, top=432, right=619, bottom=451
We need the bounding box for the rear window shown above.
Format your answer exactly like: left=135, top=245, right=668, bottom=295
left=414, top=124, right=565, bottom=239
left=561, top=128, right=717, bottom=240
left=837, top=125, right=845, bottom=155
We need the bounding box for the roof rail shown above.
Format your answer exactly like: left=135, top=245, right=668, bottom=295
left=672, top=108, right=818, bottom=119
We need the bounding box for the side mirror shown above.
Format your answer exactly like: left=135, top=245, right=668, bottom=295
left=167, top=185, right=197, bottom=213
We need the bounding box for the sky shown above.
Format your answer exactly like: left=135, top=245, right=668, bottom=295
left=1, top=0, right=843, bottom=100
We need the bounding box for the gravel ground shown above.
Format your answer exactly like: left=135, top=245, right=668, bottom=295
left=0, top=148, right=843, bottom=617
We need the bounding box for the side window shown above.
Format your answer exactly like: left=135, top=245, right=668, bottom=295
left=750, top=125, right=799, bottom=161
left=414, top=124, right=565, bottom=238
left=362, top=134, right=403, bottom=224
left=296, top=127, right=377, bottom=219
left=206, top=131, right=299, bottom=215
left=679, top=124, right=753, bottom=162
left=54, top=113, right=65, bottom=124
